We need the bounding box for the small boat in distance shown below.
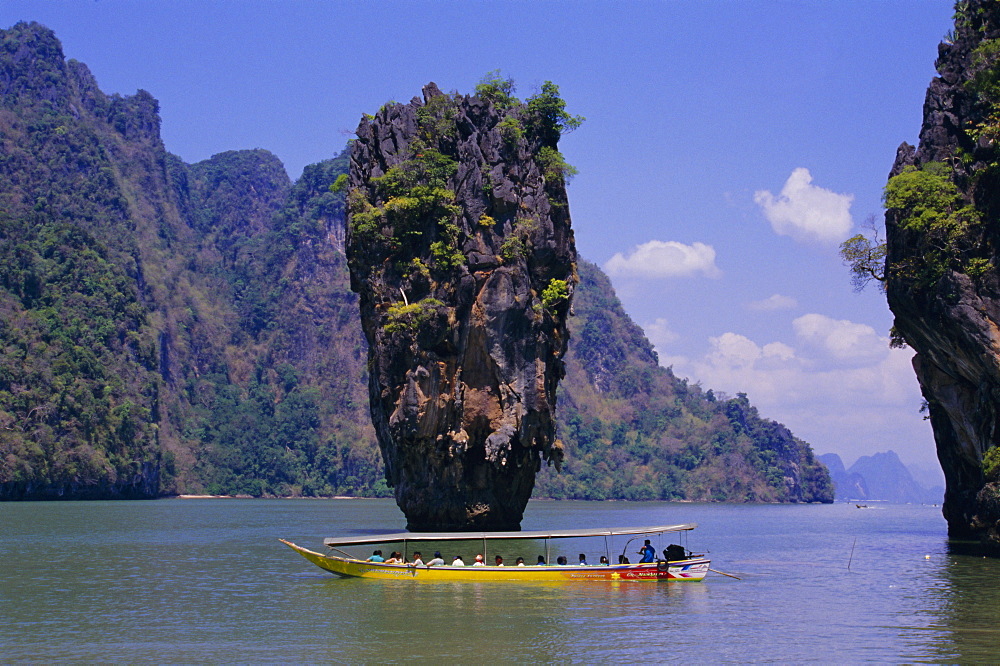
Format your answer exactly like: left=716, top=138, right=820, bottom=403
left=280, top=524, right=710, bottom=582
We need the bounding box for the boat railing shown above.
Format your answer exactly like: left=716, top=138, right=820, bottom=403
left=325, top=545, right=356, bottom=559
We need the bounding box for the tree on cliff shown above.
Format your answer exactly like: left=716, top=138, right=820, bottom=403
left=840, top=214, right=887, bottom=293
left=346, top=77, right=580, bottom=530
left=0, top=25, right=832, bottom=506
left=843, top=0, right=1000, bottom=552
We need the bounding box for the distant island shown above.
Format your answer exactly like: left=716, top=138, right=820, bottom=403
left=819, top=451, right=943, bottom=504
left=0, top=22, right=832, bottom=504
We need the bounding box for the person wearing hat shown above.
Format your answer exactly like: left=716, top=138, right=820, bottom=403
left=452, top=554, right=466, bottom=566
left=472, top=554, right=486, bottom=566
left=426, top=551, right=445, bottom=566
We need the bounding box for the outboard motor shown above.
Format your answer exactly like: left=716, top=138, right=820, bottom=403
left=664, top=544, right=687, bottom=561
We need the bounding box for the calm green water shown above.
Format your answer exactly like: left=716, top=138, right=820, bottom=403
left=2, top=499, right=999, bottom=663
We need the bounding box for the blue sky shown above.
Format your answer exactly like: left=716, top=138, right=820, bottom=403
left=1, top=1, right=956, bottom=476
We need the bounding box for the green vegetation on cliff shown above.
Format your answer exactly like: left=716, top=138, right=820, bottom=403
left=0, top=23, right=831, bottom=503
left=0, top=23, right=160, bottom=497
left=0, top=22, right=377, bottom=499
left=844, top=0, right=1000, bottom=548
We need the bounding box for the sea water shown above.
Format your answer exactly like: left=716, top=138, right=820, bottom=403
left=2, top=498, right=998, bottom=662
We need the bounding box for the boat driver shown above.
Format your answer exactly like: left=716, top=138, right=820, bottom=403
left=637, top=540, right=656, bottom=563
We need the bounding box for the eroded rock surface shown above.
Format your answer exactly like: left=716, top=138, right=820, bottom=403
left=886, top=1, right=1000, bottom=551
left=347, top=82, right=578, bottom=530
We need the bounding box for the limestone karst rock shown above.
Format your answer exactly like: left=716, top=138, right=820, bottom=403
left=885, top=1, right=1000, bottom=552
left=346, top=81, right=578, bottom=530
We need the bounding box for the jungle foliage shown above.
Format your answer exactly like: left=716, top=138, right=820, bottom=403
left=0, top=25, right=830, bottom=502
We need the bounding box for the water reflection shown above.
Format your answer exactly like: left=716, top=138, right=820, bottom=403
left=3, top=498, right=987, bottom=662
left=301, top=572, right=716, bottom=662
left=921, top=552, right=1000, bottom=662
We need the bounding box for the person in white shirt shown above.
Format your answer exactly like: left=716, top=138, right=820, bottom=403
left=452, top=555, right=466, bottom=566
left=494, top=555, right=505, bottom=566
left=426, top=551, right=445, bottom=566
left=472, top=554, right=486, bottom=566
left=410, top=551, right=425, bottom=567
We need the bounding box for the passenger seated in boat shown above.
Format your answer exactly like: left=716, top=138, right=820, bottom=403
left=384, top=551, right=402, bottom=564
left=426, top=551, right=445, bottom=566
left=473, top=554, right=485, bottom=566
left=452, top=555, right=466, bottom=566
left=494, top=555, right=504, bottom=566
left=599, top=556, right=609, bottom=565
left=578, top=553, right=588, bottom=566
left=536, top=555, right=546, bottom=565
left=515, top=557, right=525, bottom=566
left=410, top=551, right=424, bottom=567
left=618, top=555, right=630, bottom=564
left=556, top=556, right=568, bottom=565
left=367, top=549, right=385, bottom=562
left=637, top=539, right=656, bottom=563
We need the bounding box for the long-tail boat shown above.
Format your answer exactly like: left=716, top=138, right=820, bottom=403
left=280, top=524, right=709, bottom=582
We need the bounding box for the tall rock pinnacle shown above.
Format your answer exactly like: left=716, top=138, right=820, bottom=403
left=885, top=1, right=1000, bottom=552
left=346, top=80, right=579, bottom=530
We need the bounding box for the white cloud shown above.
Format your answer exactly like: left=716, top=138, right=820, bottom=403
left=754, top=168, right=854, bottom=244
left=669, top=315, right=933, bottom=468
left=605, top=240, right=721, bottom=279
left=792, top=313, right=887, bottom=366
left=747, top=293, right=798, bottom=311
left=706, top=332, right=766, bottom=369
left=643, top=317, right=679, bottom=350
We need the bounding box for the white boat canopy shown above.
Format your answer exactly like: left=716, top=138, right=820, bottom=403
left=322, top=524, right=697, bottom=547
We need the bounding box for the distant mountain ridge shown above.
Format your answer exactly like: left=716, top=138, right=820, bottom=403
left=0, top=21, right=832, bottom=503
left=539, top=261, right=832, bottom=502
left=819, top=451, right=943, bottom=504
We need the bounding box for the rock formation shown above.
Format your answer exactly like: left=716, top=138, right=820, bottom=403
left=0, top=22, right=373, bottom=499
left=885, top=1, right=1000, bottom=551
left=1, top=24, right=832, bottom=505
left=347, top=82, right=578, bottom=530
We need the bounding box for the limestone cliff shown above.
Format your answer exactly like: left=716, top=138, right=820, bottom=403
left=0, top=22, right=372, bottom=499
left=885, top=1, right=1000, bottom=550
left=1, top=23, right=831, bottom=507
left=347, top=82, right=578, bottom=530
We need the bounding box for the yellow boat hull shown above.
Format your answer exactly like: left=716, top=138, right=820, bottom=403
left=280, top=539, right=709, bottom=582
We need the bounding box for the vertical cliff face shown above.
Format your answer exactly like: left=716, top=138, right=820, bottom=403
left=0, top=22, right=163, bottom=498
left=885, top=1, right=1000, bottom=550
left=347, top=82, right=578, bottom=530
left=0, top=22, right=372, bottom=500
